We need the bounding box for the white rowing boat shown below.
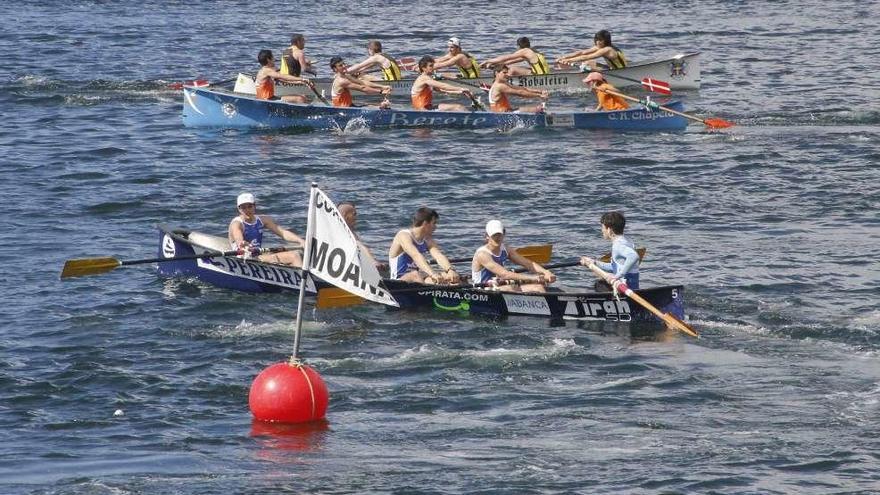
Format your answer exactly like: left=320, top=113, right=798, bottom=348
left=232, top=52, right=700, bottom=97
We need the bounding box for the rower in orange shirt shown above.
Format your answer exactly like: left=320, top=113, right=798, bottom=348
left=487, top=65, right=548, bottom=113
left=411, top=56, right=474, bottom=111
left=254, top=49, right=312, bottom=104
left=329, top=56, right=392, bottom=108
left=583, top=72, right=629, bottom=111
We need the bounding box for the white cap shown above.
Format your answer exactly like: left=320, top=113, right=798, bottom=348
left=237, top=193, right=255, bottom=206
left=447, top=37, right=461, bottom=47
left=485, top=219, right=505, bottom=236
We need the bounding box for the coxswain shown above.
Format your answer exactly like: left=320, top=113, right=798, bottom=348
left=280, top=33, right=315, bottom=76
left=329, top=56, right=392, bottom=108
left=411, top=56, right=475, bottom=111
left=388, top=207, right=460, bottom=284
left=557, top=30, right=627, bottom=71
left=583, top=72, right=629, bottom=111
left=480, top=37, right=550, bottom=76
left=228, top=193, right=304, bottom=267
left=472, top=220, right=556, bottom=293
left=488, top=65, right=548, bottom=113
left=432, top=37, right=481, bottom=79
left=346, top=41, right=403, bottom=82
left=579, top=211, right=640, bottom=291
left=254, top=49, right=312, bottom=104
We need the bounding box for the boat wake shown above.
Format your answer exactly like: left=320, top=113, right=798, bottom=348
left=333, top=116, right=373, bottom=135
left=9, top=74, right=185, bottom=105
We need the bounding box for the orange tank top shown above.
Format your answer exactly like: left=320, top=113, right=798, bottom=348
left=489, top=84, right=512, bottom=112
left=255, top=76, right=274, bottom=100
left=411, top=84, right=433, bottom=110
left=332, top=83, right=353, bottom=107
left=596, top=83, right=629, bottom=111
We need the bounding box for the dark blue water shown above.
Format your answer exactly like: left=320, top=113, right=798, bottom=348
left=2, top=1, right=879, bottom=493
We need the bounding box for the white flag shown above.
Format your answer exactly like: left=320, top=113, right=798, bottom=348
left=303, top=187, right=398, bottom=307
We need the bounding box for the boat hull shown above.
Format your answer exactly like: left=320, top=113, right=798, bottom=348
left=232, top=52, right=701, bottom=97
left=156, top=226, right=317, bottom=294
left=383, top=279, right=687, bottom=323
left=183, top=87, right=688, bottom=132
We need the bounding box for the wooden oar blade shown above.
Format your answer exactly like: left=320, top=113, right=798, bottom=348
left=516, top=244, right=552, bottom=264
left=704, top=117, right=734, bottom=129
left=641, top=77, right=671, bottom=95
left=661, top=313, right=699, bottom=338
left=316, top=288, right=365, bottom=309
left=60, top=257, right=122, bottom=278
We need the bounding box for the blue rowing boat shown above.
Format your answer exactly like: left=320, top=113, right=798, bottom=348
left=182, top=86, right=688, bottom=132
left=157, top=226, right=318, bottom=294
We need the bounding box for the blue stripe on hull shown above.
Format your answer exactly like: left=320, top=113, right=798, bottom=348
left=183, top=87, right=687, bottom=132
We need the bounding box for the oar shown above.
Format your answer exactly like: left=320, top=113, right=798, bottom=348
left=168, top=76, right=238, bottom=90
left=600, top=88, right=733, bottom=129
left=305, top=80, right=330, bottom=105
left=397, top=57, right=418, bottom=72
left=60, top=247, right=288, bottom=279
left=435, top=74, right=490, bottom=93
left=512, top=247, right=646, bottom=272
left=445, top=243, right=552, bottom=265
left=584, top=262, right=698, bottom=338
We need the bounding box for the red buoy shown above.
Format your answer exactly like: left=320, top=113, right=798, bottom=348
left=249, top=361, right=329, bottom=423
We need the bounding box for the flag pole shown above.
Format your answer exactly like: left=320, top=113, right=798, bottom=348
left=292, top=182, right=318, bottom=361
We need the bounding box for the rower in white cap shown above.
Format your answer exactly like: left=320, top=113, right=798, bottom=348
left=471, top=220, right=556, bottom=292
left=431, top=36, right=482, bottom=79
left=228, top=192, right=304, bottom=266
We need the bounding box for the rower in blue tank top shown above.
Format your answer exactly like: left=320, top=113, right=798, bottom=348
left=472, top=244, right=508, bottom=284
left=390, top=232, right=430, bottom=278
left=227, top=192, right=305, bottom=267
left=471, top=220, right=556, bottom=293
left=232, top=215, right=264, bottom=248
left=388, top=207, right=460, bottom=284
left=580, top=211, right=640, bottom=289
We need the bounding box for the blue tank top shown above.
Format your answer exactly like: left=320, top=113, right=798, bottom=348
left=472, top=245, right=508, bottom=284
left=236, top=216, right=264, bottom=248
left=389, top=230, right=430, bottom=279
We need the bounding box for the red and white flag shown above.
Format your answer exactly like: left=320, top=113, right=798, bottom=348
left=641, top=78, right=671, bottom=95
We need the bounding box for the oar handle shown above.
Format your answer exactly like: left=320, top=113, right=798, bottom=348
left=307, top=80, right=331, bottom=105
left=584, top=262, right=698, bottom=338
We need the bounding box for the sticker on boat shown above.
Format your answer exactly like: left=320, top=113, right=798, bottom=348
left=162, top=234, right=176, bottom=258
left=503, top=294, right=552, bottom=315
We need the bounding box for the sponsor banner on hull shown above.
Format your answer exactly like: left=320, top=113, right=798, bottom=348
left=561, top=297, right=632, bottom=321
left=196, top=256, right=315, bottom=291
left=503, top=294, right=552, bottom=315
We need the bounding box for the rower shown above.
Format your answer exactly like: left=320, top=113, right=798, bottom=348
left=583, top=72, right=629, bottom=111
left=338, top=201, right=387, bottom=272
left=411, top=56, right=474, bottom=111
left=388, top=207, right=460, bottom=284
left=280, top=33, right=315, bottom=77
left=253, top=50, right=313, bottom=104
left=557, top=29, right=627, bottom=71
left=346, top=41, right=403, bottom=82
left=329, top=56, right=392, bottom=108
left=432, top=37, right=481, bottom=79
left=228, top=193, right=304, bottom=267
left=472, top=220, right=556, bottom=293
left=579, top=211, right=640, bottom=291
left=488, top=65, right=548, bottom=113
left=480, top=37, right=550, bottom=76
